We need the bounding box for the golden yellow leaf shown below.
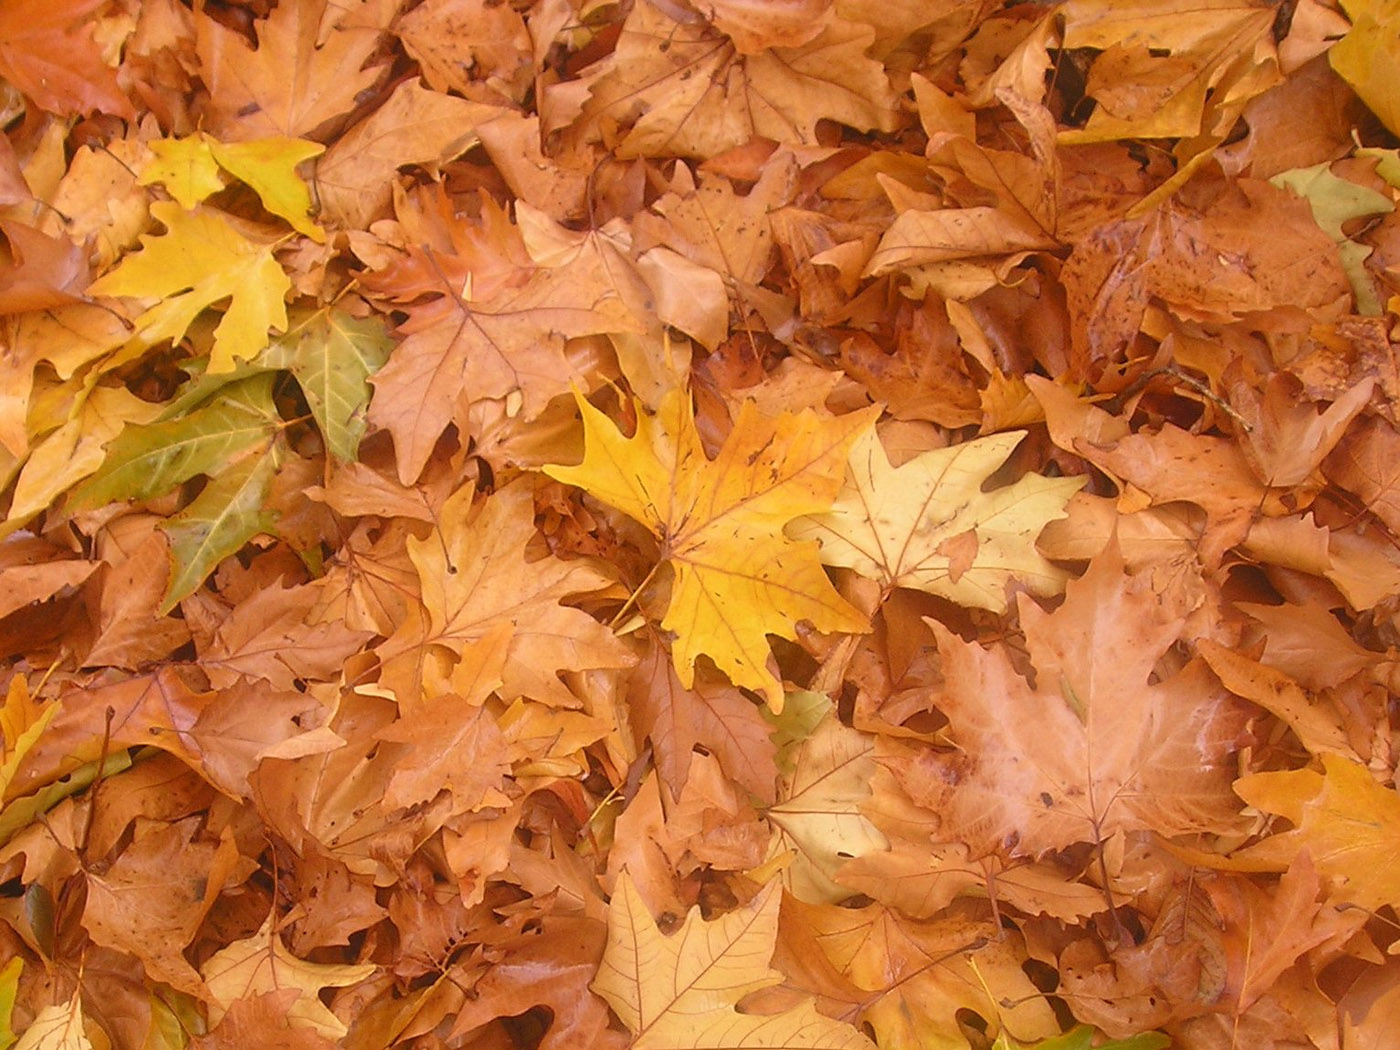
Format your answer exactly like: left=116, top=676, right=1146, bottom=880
left=1229, top=754, right=1400, bottom=911
left=141, top=133, right=326, bottom=240
left=592, top=872, right=875, bottom=1049
left=87, top=201, right=291, bottom=372
left=546, top=388, right=876, bottom=711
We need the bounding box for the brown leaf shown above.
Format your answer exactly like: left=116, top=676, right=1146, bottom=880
left=887, top=541, right=1246, bottom=859
left=195, top=0, right=386, bottom=140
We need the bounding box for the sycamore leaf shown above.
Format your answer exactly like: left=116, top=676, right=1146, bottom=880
left=0, top=957, right=17, bottom=1050
left=87, top=201, right=292, bottom=373
left=0, top=676, right=59, bottom=800
left=994, top=1026, right=1169, bottom=1050
left=591, top=872, right=875, bottom=1049
left=141, top=133, right=327, bottom=240
left=160, top=446, right=280, bottom=613
left=0, top=0, right=132, bottom=118
left=68, top=374, right=281, bottom=513
left=139, top=136, right=226, bottom=209
left=789, top=428, right=1083, bottom=612
left=576, top=0, right=899, bottom=160
left=257, top=307, right=393, bottom=461
left=200, top=916, right=375, bottom=1040
left=887, top=540, right=1245, bottom=859
left=1330, top=0, right=1400, bottom=138
left=545, top=388, right=876, bottom=711
left=376, top=622, right=512, bottom=814
left=1228, top=753, right=1400, bottom=911
left=377, top=481, right=633, bottom=708
left=1270, top=163, right=1393, bottom=314
left=194, top=0, right=386, bottom=141
left=314, top=77, right=510, bottom=229
left=206, top=137, right=326, bottom=241
left=12, top=992, right=90, bottom=1050
left=765, top=710, right=887, bottom=904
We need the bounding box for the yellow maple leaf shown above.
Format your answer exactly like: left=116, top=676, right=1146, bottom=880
left=789, top=427, right=1084, bottom=612
left=88, top=201, right=291, bottom=372
left=592, top=872, right=875, bottom=1049
left=199, top=915, right=374, bottom=1040
left=545, top=388, right=876, bottom=711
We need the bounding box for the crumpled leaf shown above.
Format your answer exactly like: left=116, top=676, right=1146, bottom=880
left=87, top=202, right=292, bottom=372
left=790, top=427, right=1083, bottom=611
left=591, top=872, right=875, bottom=1049
left=546, top=387, right=876, bottom=711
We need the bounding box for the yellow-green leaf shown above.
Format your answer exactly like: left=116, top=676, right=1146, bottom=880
left=258, top=306, right=393, bottom=461
left=68, top=374, right=279, bottom=512
left=1271, top=163, right=1394, bottom=315
left=160, top=445, right=280, bottom=613
left=88, top=201, right=291, bottom=372
left=790, top=428, right=1083, bottom=612
left=592, top=873, right=875, bottom=1049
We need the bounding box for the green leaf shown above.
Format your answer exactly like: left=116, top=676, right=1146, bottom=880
left=259, top=307, right=394, bottom=461
left=68, top=374, right=280, bottom=512
left=0, top=957, right=20, bottom=1050
left=160, top=445, right=280, bottom=612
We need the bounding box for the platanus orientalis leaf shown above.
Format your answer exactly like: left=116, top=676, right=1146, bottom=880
left=790, top=427, right=1083, bottom=611
left=592, top=872, right=875, bottom=1049
left=546, top=387, right=877, bottom=711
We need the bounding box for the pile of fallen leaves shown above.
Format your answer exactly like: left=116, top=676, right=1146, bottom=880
left=1, top=0, right=1399, bottom=1047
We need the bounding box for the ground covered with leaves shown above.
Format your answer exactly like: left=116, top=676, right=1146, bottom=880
left=1, top=0, right=1399, bottom=1047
